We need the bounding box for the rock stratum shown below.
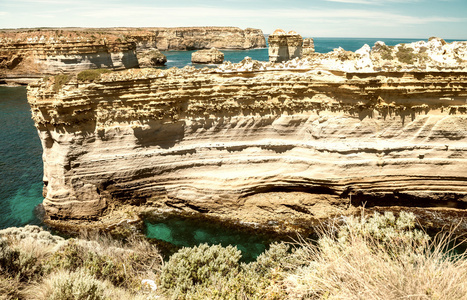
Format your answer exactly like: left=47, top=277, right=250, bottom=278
left=28, top=38, right=467, bottom=228
left=0, top=27, right=265, bottom=83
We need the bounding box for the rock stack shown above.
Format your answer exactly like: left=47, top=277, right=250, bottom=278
left=302, top=38, right=315, bottom=57
left=137, top=49, right=167, bottom=67
left=191, top=48, right=224, bottom=64
left=268, top=29, right=303, bottom=63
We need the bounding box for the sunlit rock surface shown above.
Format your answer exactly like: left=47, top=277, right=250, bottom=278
left=0, top=27, right=266, bottom=82
left=27, top=39, right=467, bottom=226
left=191, top=48, right=224, bottom=64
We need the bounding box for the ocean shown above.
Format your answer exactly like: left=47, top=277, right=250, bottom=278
left=0, top=37, right=464, bottom=255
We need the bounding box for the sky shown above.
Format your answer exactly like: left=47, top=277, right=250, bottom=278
left=0, top=0, right=466, bottom=39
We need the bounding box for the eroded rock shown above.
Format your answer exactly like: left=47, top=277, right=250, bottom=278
left=27, top=52, right=467, bottom=228
left=191, top=48, right=224, bottom=64
left=138, top=49, right=167, bottom=67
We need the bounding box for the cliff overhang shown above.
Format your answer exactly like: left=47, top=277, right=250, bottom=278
left=27, top=42, right=467, bottom=229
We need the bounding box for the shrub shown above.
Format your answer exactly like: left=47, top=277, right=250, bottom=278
left=160, top=243, right=241, bottom=296
left=0, top=236, right=52, bottom=282
left=77, top=69, right=111, bottom=82
left=284, top=212, right=467, bottom=300
left=46, top=235, right=161, bottom=289
left=379, top=45, right=394, bottom=60
left=0, top=275, right=22, bottom=300
left=396, top=45, right=416, bottom=64
left=53, top=74, right=71, bottom=92
left=42, top=269, right=105, bottom=300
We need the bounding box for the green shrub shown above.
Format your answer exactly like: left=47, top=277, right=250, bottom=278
left=46, top=240, right=126, bottom=287
left=77, top=69, right=111, bottom=82
left=396, top=45, right=416, bottom=64
left=0, top=237, right=45, bottom=282
left=160, top=243, right=241, bottom=295
left=46, top=236, right=161, bottom=290
left=47, top=270, right=105, bottom=300
left=379, top=45, right=394, bottom=60
left=53, top=74, right=71, bottom=92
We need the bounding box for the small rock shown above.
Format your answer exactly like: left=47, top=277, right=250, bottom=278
left=191, top=48, right=224, bottom=64
left=138, top=49, right=167, bottom=67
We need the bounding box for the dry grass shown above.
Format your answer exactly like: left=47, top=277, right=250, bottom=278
left=283, top=212, right=467, bottom=300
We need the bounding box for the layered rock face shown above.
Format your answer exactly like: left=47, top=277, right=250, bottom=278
left=268, top=29, right=303, bottom=62
left=1, top=27, right=265, bottom=81
left=0, top=30, right=138, bottom=78
left=151, top=27, right=266, bottom=50
left=191, top=48, right=224, bottom=64
left=137, top=49, right=167, bottom=67
left=302, top=38, right=315, bottom=56
left=28, top=54, right=467, bottom=222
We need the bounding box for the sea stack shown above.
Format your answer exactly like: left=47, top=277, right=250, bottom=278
left=302, top=38, right=315, bottom=57
left=191, top=48, right=224, bottom=64
left=268, top=29, right=303, bottom=62
left=137, top=49, right=167, bottom=67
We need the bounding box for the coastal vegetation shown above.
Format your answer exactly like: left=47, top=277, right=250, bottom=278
left=52, top=74, right=70, bottom=92
left=77, top=69, right=111, bottom=82
left=1, top=212, right=466, bottom=299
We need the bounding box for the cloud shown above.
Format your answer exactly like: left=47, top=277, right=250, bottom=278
left=77, top=6, right=464, bottom=26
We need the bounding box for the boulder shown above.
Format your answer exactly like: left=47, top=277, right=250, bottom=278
left=137, top=49, right=167, bottom=67
left=191, top=48, right=224, bottom=64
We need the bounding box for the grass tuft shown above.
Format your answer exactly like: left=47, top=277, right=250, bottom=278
left=77, top=68, right=111, bottom=82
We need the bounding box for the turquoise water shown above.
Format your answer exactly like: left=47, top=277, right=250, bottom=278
left=0, top=86, right=43, bottom=229
left=2, top=37, right=465, bottom=251
left=144, top=215, right=287, bottom=262
left=161, top=37, right=462, bottom=69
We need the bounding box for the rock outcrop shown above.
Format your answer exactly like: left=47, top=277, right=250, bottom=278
left=151, top=27, right=266, bottom=50
left=27, top=39, right=467, bottom=228
left=191, top=48, right=224, bottom=64
left=302, top=38, right=315, bottom=57
left=268, top=29, right=303, bottom=63
left=1, top=27, right=266, bottom=82
left=0, top=30, right=139, bottom=81
left=137, top=49, right=167, bottom=67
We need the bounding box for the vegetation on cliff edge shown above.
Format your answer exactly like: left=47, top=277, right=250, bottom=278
left=1, top=212, right=466, bottom=299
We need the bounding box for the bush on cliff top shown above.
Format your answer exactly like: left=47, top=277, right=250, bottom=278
left=77, top=68, right=111, bottom=82
left=52, top=74, right=71, bottom=92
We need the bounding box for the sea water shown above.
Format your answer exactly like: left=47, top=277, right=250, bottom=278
left=1, top=37, right=464, bottom=257
left=160, top=37, right=460, bottom=69
left=0, top=86, right=43, bottom=229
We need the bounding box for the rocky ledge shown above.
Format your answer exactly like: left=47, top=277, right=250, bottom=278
left=27, top=39, right=467, bottom=230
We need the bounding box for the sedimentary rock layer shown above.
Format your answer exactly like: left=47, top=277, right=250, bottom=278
left=28, top=65, right=467, bottom=220
left=0, top=27, right=266, bottom=80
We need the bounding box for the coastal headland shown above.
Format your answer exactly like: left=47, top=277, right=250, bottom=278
left=0, top=27, right=266, bottom=84
left=27, top=37, right=467, bottom=232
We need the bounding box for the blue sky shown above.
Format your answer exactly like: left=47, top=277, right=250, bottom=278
left=0, top=0, right=466, bottom=39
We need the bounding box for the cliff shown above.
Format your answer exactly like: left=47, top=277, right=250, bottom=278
left=0, top=27, right=266, bottom=82
left=149, top=27, right=266, bottom=50
left=0, top=30, right=139, bottom=82
left=27, top=40, right=467, bottom=228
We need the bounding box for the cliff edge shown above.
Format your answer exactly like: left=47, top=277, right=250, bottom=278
left=0, top=27, right=266, bottom=83
left=27, top=39, right=467, bottom=228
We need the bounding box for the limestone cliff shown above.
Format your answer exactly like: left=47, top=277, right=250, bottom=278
left=0, top=30, right=139, bottom=80
left=0, top=27, right=266, bottom=82
left=150, top=27, right=266, bottom=50
left=28, top=46, right=467, bottom=226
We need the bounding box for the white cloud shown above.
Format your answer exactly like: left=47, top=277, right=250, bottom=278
left=77, top=6, right=464, bottom=26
